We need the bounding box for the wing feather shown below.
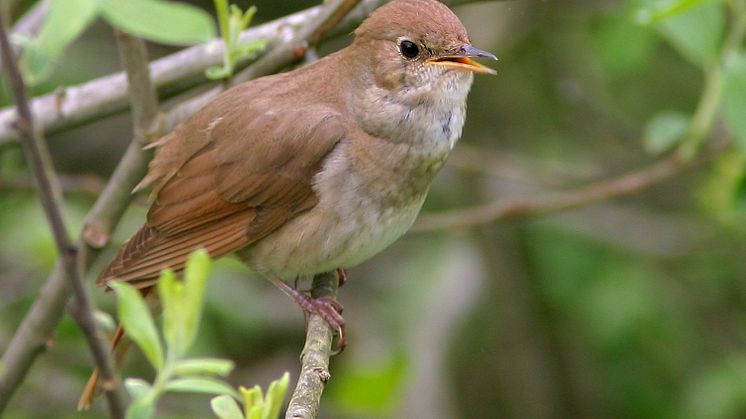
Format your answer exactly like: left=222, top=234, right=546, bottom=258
left=99, top=81, right=346, bottom=286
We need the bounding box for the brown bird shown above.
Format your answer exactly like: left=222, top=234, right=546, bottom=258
left=80, top=0, right=495, bottom=408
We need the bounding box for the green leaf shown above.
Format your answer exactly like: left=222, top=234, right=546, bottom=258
left=643, top=110, right=690, bottom=154
left=240, top=385, right=263, bottom=418
left=124, top=378, right=152, bottom=401
left=100, top=0, right=215, bottom=46
left=723, top=53, right=746, bottom=152
left=734, top=174, right=746, bottom=213
left=206, top=65, right=232, bottom=80
left=327, top=355, right=407, bottom=413
left=173, top=358, right=235, bottom=377
left=232, top=39, right=267, bottom=61
left=654, top=1, right=725, bottom=68
left=181, top=249, right=212, bottom=351
left=156, top=250, right=211, bottom=356
left=593, top=6, right=656, bottom=77
left=110, top=282, right=164, bottom=370
left=636, top=0, right=717, bottom=23
left=126, top=398, right=155, bottom=419
left=158, top=268, right=184, bottom=355
left=164, top=377, right=240, bottom=399
left=211, top=394, right=244, bottom=419
left=207, top=2, right=264, bottom=80
left=20, top=0, right=100, bottom=84
left=264, top=372, right=290, bottom=419
left=236, top=372, right=290, bottom=419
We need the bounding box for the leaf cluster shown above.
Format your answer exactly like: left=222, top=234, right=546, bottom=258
left=111, top=250, right=289, bottom=419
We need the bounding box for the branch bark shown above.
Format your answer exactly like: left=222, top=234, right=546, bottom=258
left=286, top=272, right=340, bottom=419
left=412, top=150, right=690, bottom=232
left=0, top=14, right=125, bottom=419
left=0, top=0, right=498, bottom=148
left=0, top=24, right=161, bottom=419
left=0, top=0, right=362, bottom=413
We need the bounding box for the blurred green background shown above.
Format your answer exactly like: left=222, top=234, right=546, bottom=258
left=2, top=0, right=746, bottom=418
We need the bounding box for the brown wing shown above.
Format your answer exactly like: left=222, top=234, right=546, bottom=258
left=99, top=82, right=345, bottom=287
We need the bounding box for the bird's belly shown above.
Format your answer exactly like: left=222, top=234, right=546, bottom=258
left=240, top=194, right=425, bottom=279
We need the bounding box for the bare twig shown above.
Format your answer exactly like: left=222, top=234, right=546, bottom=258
left=413, top=151, right=689, bottom=232
left=0, top=0, right=500, bottom=147
left=0, top=26, right=161, bottom=419
left=1, top=0, right=362, bottom=412
left=286, top=272, right=340, bottom=419
left=76, top=30, right=162, bottom=411
left=0, top=15, right=125, bottom=419
left=0, top=173, right=105, bottom=195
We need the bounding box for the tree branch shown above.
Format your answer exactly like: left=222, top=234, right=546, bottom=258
left=0, top=0, right=499, bottom=148
left=286, top=272, right=340, bottom=419
left=0, top=14, right=125, bottom=419
left=0, top=23, right=162, bottom=418
left=0, top=0, right=362, bottom=413
left=412, top=150, right=694, bottom=232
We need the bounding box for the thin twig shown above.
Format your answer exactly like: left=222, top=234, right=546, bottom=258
left=413, top=150, right=689, bottom=232
left=0, top=0, right=364, bottom=411
left=286, top=272, right=340, bottom=419
left=0, top=0, right=501, bottom=147
left=0, top=173, right=105, bottom=195
left=0, top=27, right=160, bottom=419
left=0, top=15, right=125, bottom=419
left=76, top=30, right=162, bottom=411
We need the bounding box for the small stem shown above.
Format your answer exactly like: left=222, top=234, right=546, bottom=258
left=412, top=150, right=707, bottom=232
left=678, top=0, right=746, bottom=160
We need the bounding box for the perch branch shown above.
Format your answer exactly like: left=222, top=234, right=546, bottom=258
left=0, top=15, right=125, bottom=419
left=0, top=0, right=363, bottom=412
left=286, top=272, right=340, bottom=419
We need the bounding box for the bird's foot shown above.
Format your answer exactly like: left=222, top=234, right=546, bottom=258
left=298, top=294, right=346, bottom=353
left=271, top=277, right=346, bottom=353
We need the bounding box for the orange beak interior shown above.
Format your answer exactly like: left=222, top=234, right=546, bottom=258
left=427, top=56, right=497, bottom=75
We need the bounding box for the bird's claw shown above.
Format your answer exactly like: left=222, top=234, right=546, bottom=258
left=298, top=294, right=346, bottom=353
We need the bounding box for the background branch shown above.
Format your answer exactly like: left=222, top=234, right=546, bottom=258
left=413, top=150, right=691, bottom=232
left=0, top=25, right=161, bottom=417
left=0, top=0, right=361, bottom=413
left=0, top=14, right=125, bottom=419
left=0, top=0, right=499, bottom=148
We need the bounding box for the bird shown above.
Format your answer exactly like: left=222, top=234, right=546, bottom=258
left=80, top=0, right=495, bottom=408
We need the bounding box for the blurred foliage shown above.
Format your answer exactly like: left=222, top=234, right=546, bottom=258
left=2, top=0, right=746, bottom=418
left=17, top=0, right=215, bottom=85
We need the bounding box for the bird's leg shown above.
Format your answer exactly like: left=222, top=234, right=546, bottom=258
left=337, top=268, right=347, bottom=287
left=269, top=276, right=346, bottom=352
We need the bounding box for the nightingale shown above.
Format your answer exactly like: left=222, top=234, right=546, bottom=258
left=100, top=0, right=494, bottom=360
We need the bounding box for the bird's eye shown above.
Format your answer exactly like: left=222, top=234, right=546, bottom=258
left=399, top=40, right=420, bottom=58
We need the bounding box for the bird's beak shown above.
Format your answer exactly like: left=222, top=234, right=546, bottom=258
left=426, top=44, right=498, bottom=75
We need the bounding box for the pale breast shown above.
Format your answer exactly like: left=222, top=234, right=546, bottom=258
left=239, top=139, right=429, bottom=279
left=240, top=73, right=472, bottom=278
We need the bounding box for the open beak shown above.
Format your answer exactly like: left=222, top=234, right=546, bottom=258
left=426, top=44, right=498, bottom=75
